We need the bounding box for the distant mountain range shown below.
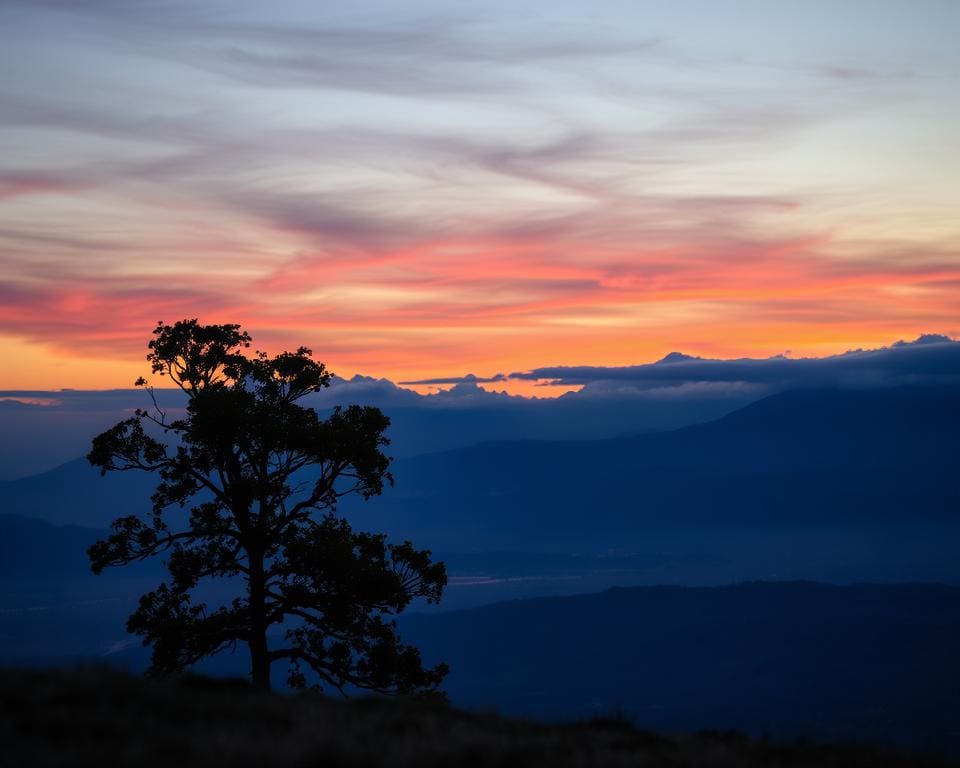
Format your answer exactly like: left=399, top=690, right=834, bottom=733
left=0, top=374, right=755, bottom=481
left=1, top=385, right=957, bottom=588
left=3, top=333, right=957, bottom=481
left=355, top=386, right=960, bottom=550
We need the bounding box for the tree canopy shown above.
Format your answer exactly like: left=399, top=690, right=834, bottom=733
left=88, top=319, right=447, bottom=694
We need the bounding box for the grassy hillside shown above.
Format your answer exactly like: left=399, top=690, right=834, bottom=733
left=1, top=667, right=955, bottom=768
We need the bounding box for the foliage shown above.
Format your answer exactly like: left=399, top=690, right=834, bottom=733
left=88, top=320, right=447, bottom=694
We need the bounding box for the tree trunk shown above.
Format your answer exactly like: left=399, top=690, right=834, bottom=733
left=248, top=553, right=271, bottom=691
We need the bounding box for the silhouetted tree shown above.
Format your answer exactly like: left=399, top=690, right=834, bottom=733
left=88, top=320, right=447, bottom=694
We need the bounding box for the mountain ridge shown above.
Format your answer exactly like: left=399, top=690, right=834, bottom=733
left=3, top=387, right=958, bottom=567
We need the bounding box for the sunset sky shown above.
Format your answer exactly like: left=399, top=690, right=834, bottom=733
left=1, top=1, right=958, bottom=392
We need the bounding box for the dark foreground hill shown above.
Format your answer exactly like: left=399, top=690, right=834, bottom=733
left=1, top=667, right=955, bottom=768
left=5, top=579, right=959, bottom=756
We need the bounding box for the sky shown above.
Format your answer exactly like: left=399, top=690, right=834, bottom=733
left=1, top=0, right=958, bottom=392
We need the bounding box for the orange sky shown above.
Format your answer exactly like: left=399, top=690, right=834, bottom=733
left=2, top=231, right=957, bottom=392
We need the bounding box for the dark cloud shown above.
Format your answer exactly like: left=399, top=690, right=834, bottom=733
left=508, top=335, right=960, bottom=390
left=399, top=373, right=507, bottom=386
